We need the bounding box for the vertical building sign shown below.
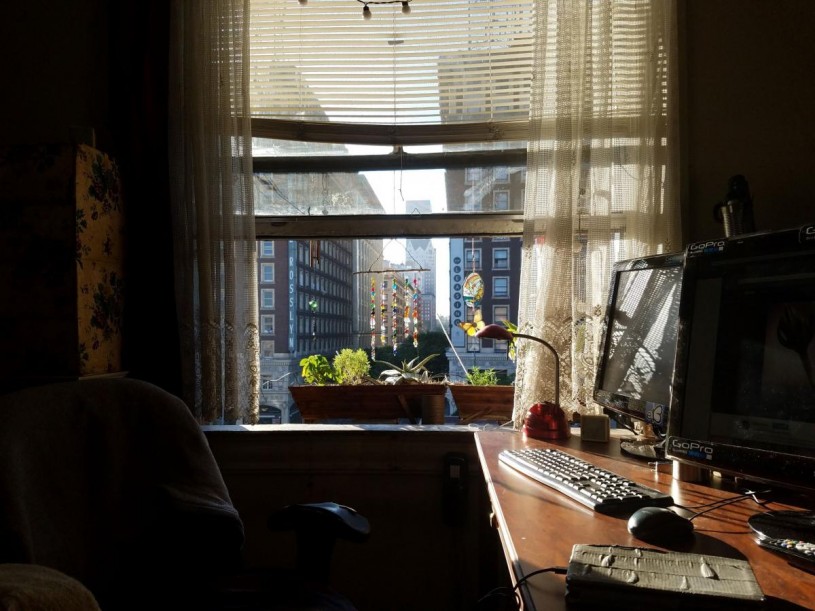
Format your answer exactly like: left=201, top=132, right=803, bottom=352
left=450, top=239, right=465, bottom=347
left=288, top=241, right=297, bottom=353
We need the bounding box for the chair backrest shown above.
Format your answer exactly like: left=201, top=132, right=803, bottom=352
left=0, top=378, right=245, bottom=610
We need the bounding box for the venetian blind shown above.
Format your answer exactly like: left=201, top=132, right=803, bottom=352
left=249, top=0, right=536, bottom=127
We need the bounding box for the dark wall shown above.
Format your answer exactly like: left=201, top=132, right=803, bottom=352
left=681, top=0, right=815, bottom=241
left=0, top=0, right=110, bottom=146
left=0, top=0, right=181, bottom=395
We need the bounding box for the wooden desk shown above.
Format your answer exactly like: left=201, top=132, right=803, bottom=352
left=475, top=429, right=815, bottom=610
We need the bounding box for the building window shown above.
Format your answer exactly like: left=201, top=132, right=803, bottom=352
left=494, top=167, right=510, bottom=183
left=261, top=377, right=274, bottom=391
left=493, top=248, right=509, bottom=270
left=465, top=248, right=482, bottom=270
left=261, top=289, right=274, bottom=309
left=261, top=315, right=275, bottom=334
left=465, top=167, right=482, bottom=183
left=260, top=263, right=275, bottom=283
left=466, top=335, right=481, bottom=352
left=493, top=190, right=509, bottom=211
left=493, top=277, right=509, bottom=298
left=260, top=340, right=274, bottom=358
left=260, top=240, right=274, bottom=257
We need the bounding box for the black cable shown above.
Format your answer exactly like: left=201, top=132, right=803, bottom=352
left=514, top=566, right=568, bottom=590
left=676, top=488, right=772, bottom=520
left=475, top=566, right=567, bottom=611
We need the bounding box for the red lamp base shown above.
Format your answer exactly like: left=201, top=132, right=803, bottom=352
left=522, top=402, right=571, bottom=441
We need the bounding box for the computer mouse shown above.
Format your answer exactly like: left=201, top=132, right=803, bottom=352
left=627, top=506, right=694, bottom=544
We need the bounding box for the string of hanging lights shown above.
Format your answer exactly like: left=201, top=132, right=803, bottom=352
left=297, top=0, right=412, bottom=20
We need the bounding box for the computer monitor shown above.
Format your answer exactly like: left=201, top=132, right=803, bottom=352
left=593, top=252, right=684, bottom=438
left=666, top=224, right=815, bottom=493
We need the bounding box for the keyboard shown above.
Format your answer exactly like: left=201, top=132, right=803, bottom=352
left=499, top=447, right=674, bottom=514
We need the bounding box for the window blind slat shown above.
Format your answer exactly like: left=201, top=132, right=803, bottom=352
left=250, top=0, right=536, bottom=125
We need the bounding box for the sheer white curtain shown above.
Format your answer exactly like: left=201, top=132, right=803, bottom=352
left=169, top=0, right=260, bottom=424
left=514, top=0, right=681, bottom=426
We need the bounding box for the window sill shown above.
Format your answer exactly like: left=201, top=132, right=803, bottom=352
left=202, top=422, right=509, bottom=433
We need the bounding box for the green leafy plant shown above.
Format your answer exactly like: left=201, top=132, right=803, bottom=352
left=466, top=366, right=499, bottom=386
left=375, top=354, right=439, bottom=385
left=502, top=320, right=519, bottom=361
left=299, top=354, right=338, bottom=385
left=332, top=348, right=372, bottom=384
left=299, top=349, right=372, bottom=385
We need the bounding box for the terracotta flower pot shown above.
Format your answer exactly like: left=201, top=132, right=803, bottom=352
left=449, top=384, right=514, bottom=423
left=289, top=383, right=448, bottom=424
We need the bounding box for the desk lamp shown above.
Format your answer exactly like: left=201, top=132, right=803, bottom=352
left=476, top=324, right=570, bottom=440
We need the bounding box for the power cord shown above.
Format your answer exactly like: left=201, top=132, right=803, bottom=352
left=676, top=488, right=772, bottom=520
left=474, top=566, right=567, bottom=610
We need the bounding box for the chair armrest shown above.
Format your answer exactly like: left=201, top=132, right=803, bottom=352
left=267, top=502, right=370, bottom=584
left=268, top=502, right=370, bottom=542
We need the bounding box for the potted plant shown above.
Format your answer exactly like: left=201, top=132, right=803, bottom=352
left=449, top=366, right=515, bottom=424
left=289, top=348, right=447, bottom=424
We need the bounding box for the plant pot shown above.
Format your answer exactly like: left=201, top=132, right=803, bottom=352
left=449, top=384, right=515, bottom=423
left=289, top=383, right=448, bottom=424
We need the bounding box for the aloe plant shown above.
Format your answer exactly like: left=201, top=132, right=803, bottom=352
left=375, top=354, right=439, bottom=385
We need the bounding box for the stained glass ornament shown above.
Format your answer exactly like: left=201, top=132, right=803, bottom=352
left=463, top=272, right=484, bottom=310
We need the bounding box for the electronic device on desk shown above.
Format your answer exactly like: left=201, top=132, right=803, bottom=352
left=748, top=510, right=815, bottom=568
left=498, top=447, right=673, bottom=515
left=665, top=224, right=815, bottom=495
left=593, top=252, right=684, bottom=461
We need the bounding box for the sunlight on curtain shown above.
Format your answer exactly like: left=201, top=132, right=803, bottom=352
left=515, top=0, right=681, bottom=426
left=169, top=0, right=260, bottom=424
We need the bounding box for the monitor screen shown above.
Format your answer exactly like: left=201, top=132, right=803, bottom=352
left=667, top=225, right=815, bottom=492
left=594, top=252, right=684, bottom=435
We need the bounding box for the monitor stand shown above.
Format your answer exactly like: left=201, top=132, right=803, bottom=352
left=620, top=436, right=665, bottom=460
left=619, top=424, right=667, bottom=460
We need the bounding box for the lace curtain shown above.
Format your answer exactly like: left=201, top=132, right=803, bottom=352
left=514, top=0, right=681, bottom=427
left=168, top=0, right=260, bottom=424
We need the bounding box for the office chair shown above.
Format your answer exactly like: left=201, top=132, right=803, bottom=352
left=0, top=378, right=369, bottom=611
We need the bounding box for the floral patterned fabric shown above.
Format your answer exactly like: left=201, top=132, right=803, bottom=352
left=75, top=144, right=124, bottom=375
left=0, top=144, right=124, bottom=384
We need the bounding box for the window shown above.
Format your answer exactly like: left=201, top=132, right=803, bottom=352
left=493, top=248, right=509, bottom=270
left=465, top=167, right=483, bottom=184
left=248, top=0, right=536, bottom=422
left=493, top=190, right=510, bottom=211
left=466, top=335, right=481, bottom=353
left=261, top=289, right=274, bottom=309
left=246, top=2, right=648, bottom=422
left=260, top=241, right=274, bottom=257
left=465, top=248, right=482, bottom=270
left=493, top=305, right=509, bottom=323
left=261, top=315, right=275, bottom=334
left=261, top=263, right=275, bottom=283
left=492, top=305, right=510, bottom=351
left=493, top=277, right=509, bottom=298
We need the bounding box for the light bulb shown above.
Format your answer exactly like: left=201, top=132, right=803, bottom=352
left=362, top=4, right=371, bottom=19
left=401, top=1, right=411, bottom=14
